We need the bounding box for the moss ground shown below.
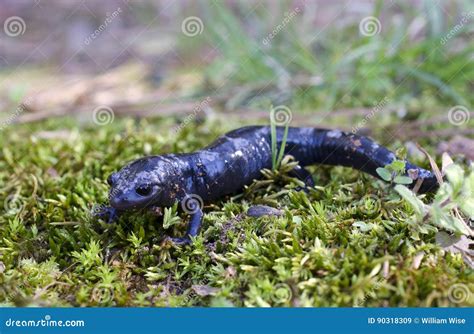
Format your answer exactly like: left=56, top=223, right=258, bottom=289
left=0, top=117, right=472, bottom=307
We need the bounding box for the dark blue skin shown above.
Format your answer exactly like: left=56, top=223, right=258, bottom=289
left=99, top=126, right=438, bottom=245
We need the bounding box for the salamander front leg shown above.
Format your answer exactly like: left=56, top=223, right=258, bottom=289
left=93, top=205, right=121, bottom=224
left=290, top=165, right=315, bottom=190
left=165, top=207, right=204, bottom=246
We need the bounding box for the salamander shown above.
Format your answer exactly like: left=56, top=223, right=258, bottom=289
left=99, top=126, right=439, bottom=244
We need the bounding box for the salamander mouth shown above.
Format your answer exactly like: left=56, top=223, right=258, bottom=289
left=110, top=192, right=156, bottom=210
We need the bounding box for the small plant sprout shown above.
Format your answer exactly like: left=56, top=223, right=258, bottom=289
left=395, top=163, right=473, bottom=237
left=162, top=202, right=181, bottom=229
left=376, top=160, right=413, bottom=185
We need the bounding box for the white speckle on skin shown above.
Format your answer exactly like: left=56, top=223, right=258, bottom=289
left=231, top=150, right=244, bottom=158
left=371, top=143, right=379, bottom=150
left=327, top=130, right=342, bottom=138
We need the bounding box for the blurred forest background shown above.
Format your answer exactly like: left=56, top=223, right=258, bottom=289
left=1, top=0, right=473, bottom=137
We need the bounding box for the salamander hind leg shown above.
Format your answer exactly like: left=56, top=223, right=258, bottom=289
left=289, top=165, right=315, bottom=191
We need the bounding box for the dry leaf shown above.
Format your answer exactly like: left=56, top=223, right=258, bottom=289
left=438, top=136, right=474, bottom=161
left=441, top=152, right=454, bottom=174
left=416, top=144, right=443, bottom=185
left=226, top=266, right=237, bottom=278
left=436, top=231, right=474, bottom=269
left=247, top=205, right=283, bottom=217
left=192, top=285, right=219, bottom=297
left=382, top=260, right=390, bottom=278
left=411, top=251, right=424, bottom=269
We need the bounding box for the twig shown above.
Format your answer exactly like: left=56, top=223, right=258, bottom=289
left=416, top=144, right=443, bottom=185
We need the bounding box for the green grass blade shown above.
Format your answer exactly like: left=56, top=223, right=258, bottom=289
left=275, top=123, right=289, bottom=169
left=270, top=108, right=277, bottom=169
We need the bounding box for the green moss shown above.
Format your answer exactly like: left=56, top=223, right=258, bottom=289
left=1, top=1, right=473, bottom=307
left=0, top=117, right=472, bottom=307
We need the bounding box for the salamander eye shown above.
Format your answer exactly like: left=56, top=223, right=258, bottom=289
left=107, top=174, right=114, bottom=186
left=135, top=184, right=152, bottom=197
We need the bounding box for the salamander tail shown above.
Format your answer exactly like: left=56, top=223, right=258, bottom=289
left=309, top=128, right=440, bottom=193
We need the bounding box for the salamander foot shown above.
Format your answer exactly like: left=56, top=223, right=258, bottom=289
left=290, top=165, right=315, bottom=192
left=162, top=236, right=192, bottom=246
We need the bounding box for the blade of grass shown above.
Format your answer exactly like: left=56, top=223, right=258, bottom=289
left=270, top=108, right=277, bottom=169
left=275, top=124, right=289, bottom=169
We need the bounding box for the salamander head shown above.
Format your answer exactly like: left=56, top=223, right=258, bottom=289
left=107, top=156, right=169, bottom=210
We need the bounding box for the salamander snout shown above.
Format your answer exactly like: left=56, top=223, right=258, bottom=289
left=107, top=173, right=119, bottom=186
